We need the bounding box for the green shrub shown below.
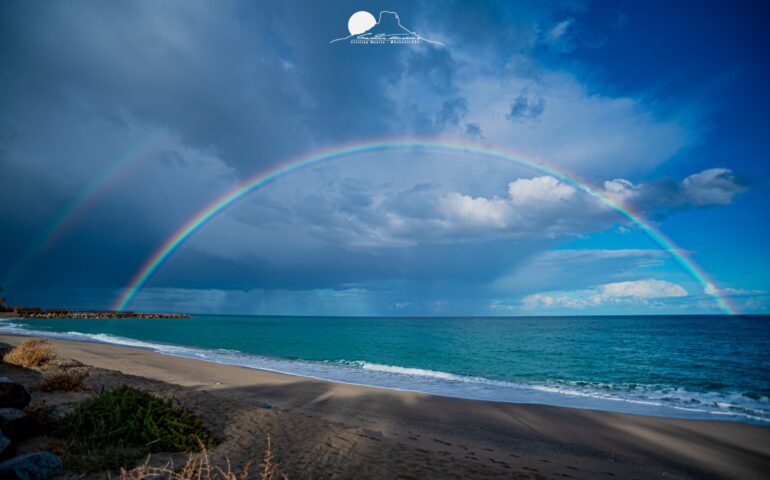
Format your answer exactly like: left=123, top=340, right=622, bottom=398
left=56, top=386, right=216, bottom=471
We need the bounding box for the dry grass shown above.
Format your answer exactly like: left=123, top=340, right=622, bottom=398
left=40, top=369, right=88, bottom=392
left=259, top=434, right=286, bottom=480
left=118, top=435, right=287, bottom=480
left=3, top=338, right=56, bottom=368
left=25, top=400, right=58, bottom=430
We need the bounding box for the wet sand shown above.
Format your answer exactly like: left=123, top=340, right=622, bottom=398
left=2, top=334, right=769, bottom=479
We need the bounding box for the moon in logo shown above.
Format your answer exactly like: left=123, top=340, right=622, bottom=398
left=348, top=11, right=377, bottom=35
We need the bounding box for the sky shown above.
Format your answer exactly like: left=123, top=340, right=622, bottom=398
left=1, top=0, right=768, bottom=316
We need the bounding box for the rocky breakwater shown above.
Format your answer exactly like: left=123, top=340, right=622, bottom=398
left=12, top=307, right=190, bottom=319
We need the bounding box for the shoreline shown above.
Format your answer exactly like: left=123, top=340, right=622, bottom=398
left=1, top=320, right=767, bottom=425
left=0, top=321, right=767, bottom=425
left=2, top=332, right=770, bottom=479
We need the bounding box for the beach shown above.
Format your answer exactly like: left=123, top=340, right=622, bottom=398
left=3, top=333, right=769, bottom=479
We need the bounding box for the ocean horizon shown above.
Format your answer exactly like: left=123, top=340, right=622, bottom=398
left=3, top=314, right=768, bottom=425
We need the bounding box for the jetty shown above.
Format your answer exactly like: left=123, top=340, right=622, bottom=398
left=4, top=307, right=189, bottom=319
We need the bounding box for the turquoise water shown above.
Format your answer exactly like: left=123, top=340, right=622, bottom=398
left=2, top=315, right=769, bottom=423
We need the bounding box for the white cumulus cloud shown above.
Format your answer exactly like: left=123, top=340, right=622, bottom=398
left=523, top=279, right=688, bottom=310
left=508, top=176, right=577, bottom=205
left=600, top=279, right=687, bottom=298
left=439, top=192, right=510, bottom=228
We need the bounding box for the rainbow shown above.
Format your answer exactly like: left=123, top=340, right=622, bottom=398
left=113, top=140, right=737, bottom=314
left=2, top=132, right=170, bottom=286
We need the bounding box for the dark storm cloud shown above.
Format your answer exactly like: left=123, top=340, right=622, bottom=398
left=0, top=0, right=468, bottom=178
left=0, top=0, right=475, bottom=295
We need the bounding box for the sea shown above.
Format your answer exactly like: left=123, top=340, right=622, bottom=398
left=1, top=315, right=768, bottom=424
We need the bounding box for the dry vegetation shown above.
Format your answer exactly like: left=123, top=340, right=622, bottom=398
left=25, top=400, right=58, bottom=430
left=3, top=339, right=289, bottom=479
left=40, top=369, right=88, bottom=392
left=118, top=435, right=287, bottom=480
left=3, top=338, right=56, bottom=368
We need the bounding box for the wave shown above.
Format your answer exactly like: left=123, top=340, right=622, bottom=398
left=350, top=361, right=510, bottom=385
left=1, top=320, right=767, bottom=424
left=342, top=360, right=769, bottom=423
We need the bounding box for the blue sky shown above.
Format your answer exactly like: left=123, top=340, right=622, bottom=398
left=1, top=0, right=768, bottom=315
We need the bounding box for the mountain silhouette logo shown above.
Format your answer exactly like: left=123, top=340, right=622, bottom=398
left=330, top=10, right=444, bottom=46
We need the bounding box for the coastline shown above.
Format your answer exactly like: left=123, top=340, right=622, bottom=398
left=3, top=316, right=767, bottom=425
left=2, top=333, right=769, bottom=479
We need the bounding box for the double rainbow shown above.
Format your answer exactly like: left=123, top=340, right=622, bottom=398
left=113, top=140, right=736, bottom=314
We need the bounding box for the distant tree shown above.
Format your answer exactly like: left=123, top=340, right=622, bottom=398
left=0, top=285, right=5, bottom=310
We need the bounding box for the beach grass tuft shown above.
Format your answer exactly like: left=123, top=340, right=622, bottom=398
left=56, top=386, right=217, bottom=472
left=3, top=338, right=56, bottom=368
left=118, top=435, right=286, bottom=480
left=40, top=369, right=88, bottom=392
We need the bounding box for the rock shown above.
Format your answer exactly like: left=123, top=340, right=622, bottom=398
left=0, top=431, right=10, bottom=460
left=0, top=452, right=62, bottom=480
left=0, top=408, right=39, bottom=442
left=0, top=382, right=30, bottom=410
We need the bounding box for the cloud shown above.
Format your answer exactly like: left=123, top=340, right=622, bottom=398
left=508, top=176, right=576, bottom=204
left=0, top=1, right=760, bottom=315
left=493, top=249, right=670, bottom=295
left=542, top=18, right=576, bottom=53
left=459, top=68, right=693, bottom=177
left=681, top=168, right=749, bottom=206
left=601, top=279, right=688, bottom=298
left=127, top=286, right=381, bottom=316
left=603, top=168, right=748, bottom=215
left=229, top=167, right=745, bottom=253
left=523, top=279, right=688, bottom=310
left=380, top=168, right=743, bottom=245
left=506, top=91, right=546, bottom=122
left=439, top=192, right=509, bottom=228
left=376, top=174, right=608, bottom=242
left=704, top=283, right=766, bottom=297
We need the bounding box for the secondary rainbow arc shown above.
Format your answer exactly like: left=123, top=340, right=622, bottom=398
left=2, top=132, right=171, bottom=286
left=113, top=140, right=737, bottom=314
